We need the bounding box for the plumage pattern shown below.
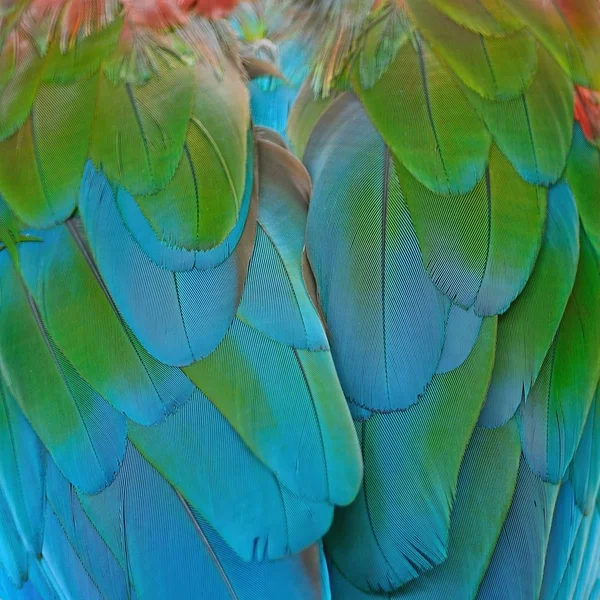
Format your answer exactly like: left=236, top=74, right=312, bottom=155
left=0, top=0, right=599, bottom=598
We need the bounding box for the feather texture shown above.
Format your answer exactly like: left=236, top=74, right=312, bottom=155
left=304, top=93, right=448, bottom=412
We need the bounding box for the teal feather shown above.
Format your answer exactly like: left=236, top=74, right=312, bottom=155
left=304, top=93, right=448, bottom=412
left=128, top=388, right=334, bottom=561
left=0, top=377, right=45, bottom=555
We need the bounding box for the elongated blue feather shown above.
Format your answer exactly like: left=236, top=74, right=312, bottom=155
left=304, top=94, right=448, bottom=411
left=0, top=491, right=26, bottom=588
left=78, top=443, right=326, bottom=600
left=41, top=506, right=104, bottom=600
left=0, top=377, right=45, bottom=554
left=128, top=388, right=333, bottom=561
left=477, top=457, right=559, bottom=599
left=539, top=481, right=583, bottom=599
left=46, top=460, right=133, bottom=600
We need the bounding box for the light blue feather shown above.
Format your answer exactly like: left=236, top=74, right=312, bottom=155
left=78, top=161, right=255, bottom=367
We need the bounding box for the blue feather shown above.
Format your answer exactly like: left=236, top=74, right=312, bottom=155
left=77, top=442, right=327, bottom=599
left=476, top=457, right=559, bottom=599
left=0, top=378, right=45, bottom=555
left=539, top=481, right=583, bottom=599
left=78, top=160, right=257, bottom=366
left=128, top=388, right=333, bottom=561
left=304, top=94, right=448, bottom=412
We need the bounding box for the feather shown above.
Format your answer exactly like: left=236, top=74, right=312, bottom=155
left=129, top=388, right=333, bottom=561
left=565, top=123, right=600, bottom=256
left=476, top=457, right=559, bottom=600
left=120, top=59, right=250, bottom=252
left=78, top=157, right=257, bottom=366
left=423, top=0, right=522, bottom=36
left=87, top=56, right=196, bottom=197
left=351, top=35, right=491, bottom=195
left=573, top=506, right=600, bottom=599
left=0, top=35, right=43, bottom=140
left=553, top=507, right=597, bottom=599
left=518, top=229, right=600, bottom=483
left=479, top=182, right=580, bottom=427
left=237, top=136, right=328, bottom=350
left=0, top=251, right=125, bottom=493
left=184, top=318, right=362, bottom=507
left=329, top=421, right=521, bottom=599
left=0, top=77, right=95, bottom=228
left=304, top=93, right=448, bottom=411
left=17, top=222, right=193, bottom=425
left=40, top=505, right=105, bottom=600
left=397, top=144, right=546, bottom=311
left=287, top=82, right=339, bottom=159
left=436, top=305, right=482, bottom=374
left=569, top=387, right=600, bottom=515
left=325, top=317, right=497, bottom=593
left=45, top=459, right=133, bottom=600
left=78, top=442, right=327, bottom=600
left=405, top=0, right=536, bottom=100
left=0, top=491, right=27, bottom=588
left=500, top=0, right=600, bottom=89
left=461, top=46, right=573, bottom=186
left=539, top=481, right=583, bottom=600
left=0, top=377, right=45, bottom=554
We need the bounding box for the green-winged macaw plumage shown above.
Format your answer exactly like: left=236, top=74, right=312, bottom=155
left=0, top=1, right=599, bottom=599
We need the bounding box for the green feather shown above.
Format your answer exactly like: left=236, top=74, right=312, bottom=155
left=480, top=182, right=580, bottom=427
left=0, top=77, right=95, bottom=228
left=397, top=145, right=545, bottom=312
left=88, top=56, right=196, bottom=196
left=424, top=0, right=523, bottom=36
left=351, top=35, right=491, bottom=195
left=500, top=0, right=600, bottom=88
left=406, top=0, right=536, bottom=99
left=17, top=222, right=177, bottom=426
left=0, top=252, right=125, bottom=494
left=0, top=36, right=43, bottom=140
left=130, top=60, right=249, bottom=250
left=518, top=229, right=600, bottom=483
left=462, top=45, right=573, bottom=186
left=42, top=19, right=123, bottom=84
left=565, top=124, right=600, bottom=256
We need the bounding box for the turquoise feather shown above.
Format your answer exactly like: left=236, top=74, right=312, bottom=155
left=304, top=93, right=448, bottom=412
